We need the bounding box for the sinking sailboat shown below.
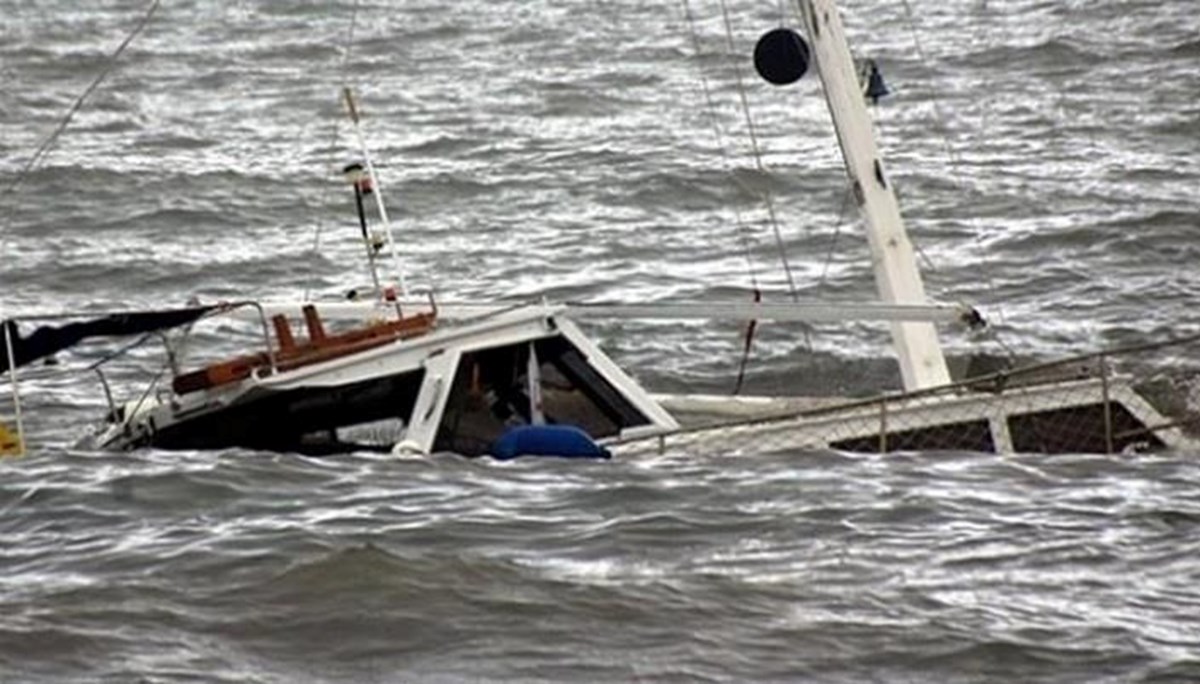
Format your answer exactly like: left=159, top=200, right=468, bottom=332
left=3, top=0, right=1197, bottom=459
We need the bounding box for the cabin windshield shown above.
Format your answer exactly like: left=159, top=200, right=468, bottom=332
left=434, top=335, right=650, bottom=456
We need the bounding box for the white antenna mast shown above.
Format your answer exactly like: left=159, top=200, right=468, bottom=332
left=342, top=87, right=410, bottom=299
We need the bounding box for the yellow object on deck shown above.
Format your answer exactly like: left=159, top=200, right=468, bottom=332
left=0, top=420, right=22, bottom=456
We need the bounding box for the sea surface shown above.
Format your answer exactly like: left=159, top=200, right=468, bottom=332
left=2, top=0, right=1200, bottom=681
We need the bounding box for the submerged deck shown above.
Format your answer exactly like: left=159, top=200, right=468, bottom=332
left=618, top=337, right=1200, bottom=457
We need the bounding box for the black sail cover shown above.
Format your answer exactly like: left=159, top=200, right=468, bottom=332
left=1, top=306, right=217, bottom=375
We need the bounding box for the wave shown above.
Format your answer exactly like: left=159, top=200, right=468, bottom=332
left=954, top=38, right=1103, bottom=71
left=1169, top=39, right=1200, bottom=57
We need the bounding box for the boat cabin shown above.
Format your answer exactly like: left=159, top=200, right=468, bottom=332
left=98, top=304, right=678, bottom=456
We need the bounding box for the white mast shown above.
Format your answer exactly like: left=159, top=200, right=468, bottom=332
left=342, top=87, right=410, bottom=299
left=796, top=0, right=951, bottom=391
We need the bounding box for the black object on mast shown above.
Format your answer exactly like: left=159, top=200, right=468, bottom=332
left=343, top=162, right=383, bottom=298
left=343, top=163, right=375, bottom=244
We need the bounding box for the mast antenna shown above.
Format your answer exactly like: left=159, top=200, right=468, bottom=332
left=342, top=87, right=410, bottom=300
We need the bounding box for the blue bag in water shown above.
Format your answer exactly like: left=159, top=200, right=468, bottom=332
left=489, top=425, right=612, bottom=460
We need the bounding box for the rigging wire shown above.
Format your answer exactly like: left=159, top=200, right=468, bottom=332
left=895, top=0, right=1017, bottom=359
left=680, top=0, right=776, bottom=394
left=2, top=0, right=161, bottom=198
left=1, top=0, right=161, bottom=255
left=815, top=187, right=854, bottom=290
left=714, top=0, right=804, bottom=308
left=679, top=1, right=762, bottom=295
left=718, top=0, right=820, bottom=373
left=893, top=2, right=1004, bottom=303
left=766, top=0, right=854, bottom=302
left=304, top=0, right=361, bottom=301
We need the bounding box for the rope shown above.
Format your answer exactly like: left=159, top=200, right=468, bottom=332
left=894, top=0, right=1009, bottom=313
left=681, top=0, right=775, bottom=395
left=3, top=0, right=161, bottom=198
left=679, top=0, right=762, bottom=294
left=895, top=0, right=1016, bottom=362
left=681, top=1, right=808, bottom=394
left=715, top=0, right=804, bottom=307
left=304, top=0, right=361, bottom=301
left=1, top=0, right=160, bottom=269
left=816, top=187, right=854, bottom=291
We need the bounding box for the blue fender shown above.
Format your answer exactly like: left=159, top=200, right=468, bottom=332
left=489, top=425, right=611, bottom=460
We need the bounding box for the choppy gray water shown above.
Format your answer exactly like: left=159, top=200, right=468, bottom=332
left=2, top=0, right=1200, bottom=681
